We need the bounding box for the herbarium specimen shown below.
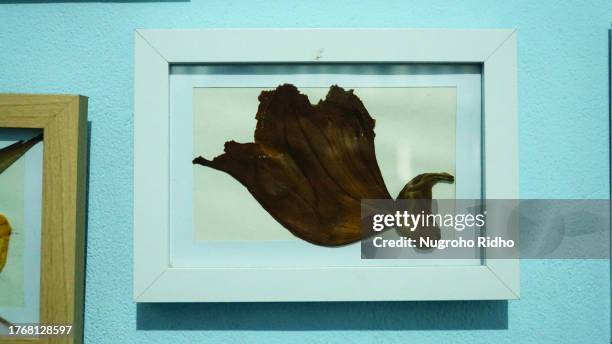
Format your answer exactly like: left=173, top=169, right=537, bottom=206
left=193, top=84, right=453, bottom=246
left=0, top=134, right=42, bottom=272
left=0, top=215, right=11, bottom=273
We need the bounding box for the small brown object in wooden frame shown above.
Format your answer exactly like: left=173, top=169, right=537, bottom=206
left=0, top=95, right=88, bottom=344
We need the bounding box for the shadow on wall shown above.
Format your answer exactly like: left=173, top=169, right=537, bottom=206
left=137, top=301, right=508, bottom=331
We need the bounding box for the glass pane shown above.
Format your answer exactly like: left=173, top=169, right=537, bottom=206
left=169, top=64, right=482, bottom=268
left=0, top=129, right=43, bottom=335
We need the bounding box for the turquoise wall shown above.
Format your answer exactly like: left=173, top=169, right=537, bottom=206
left=1, top=1, right=610, bottom=343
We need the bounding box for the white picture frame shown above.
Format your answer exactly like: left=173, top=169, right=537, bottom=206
left=134, top=29, right=518, bottom=302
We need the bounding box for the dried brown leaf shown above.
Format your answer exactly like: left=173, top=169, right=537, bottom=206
left=194, top=84, right=453, bottom=246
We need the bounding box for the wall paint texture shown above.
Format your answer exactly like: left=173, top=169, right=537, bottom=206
left=0, top=1, right=610, bottom=343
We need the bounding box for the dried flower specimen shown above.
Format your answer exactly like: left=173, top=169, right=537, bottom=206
left=193, top=84, right=453, bottom=246
left=0, top=215, right=11, bottom=273
left=0, top=134, right=42, bottom=175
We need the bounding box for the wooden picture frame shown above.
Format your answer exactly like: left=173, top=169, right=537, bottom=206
left=134, top=29, right=518, bottom=302
left=0, top=95, right=88, bottom=344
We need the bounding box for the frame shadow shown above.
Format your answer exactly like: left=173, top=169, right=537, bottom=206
left=137, top=300, right=508, bottom=331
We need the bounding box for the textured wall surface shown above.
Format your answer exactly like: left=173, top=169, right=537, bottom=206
left=0, top=1, right=610, bottom=343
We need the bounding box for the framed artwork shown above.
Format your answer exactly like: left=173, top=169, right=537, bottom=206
left=0, top=95, right=88, bottom=344
left=134, top=29, right=518, bottom=302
